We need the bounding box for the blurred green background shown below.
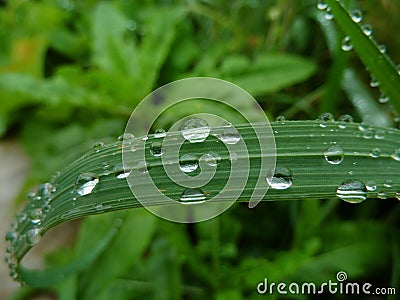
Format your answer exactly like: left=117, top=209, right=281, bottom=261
left=1, top=0, right=399, bottom=299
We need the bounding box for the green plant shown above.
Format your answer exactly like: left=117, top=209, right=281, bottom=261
left=3, top=0, right=400, bottom=299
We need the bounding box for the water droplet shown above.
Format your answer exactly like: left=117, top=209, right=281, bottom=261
left=358, top=122, right=369, bottom=131
left=179, top=188, right=206, bottom=204
left=395, top=192, right=400, bottom=200
left=266, top=167, right=293, bottom=190
left=341, top=36, right=353, bottom=51
left=362, top=24, right=373, bottom=36
left=317, top=0, right=328, bottom=10
left=150, top=141, right=164, bottom=157
left=366, top=180, right=377, bottom=191
left=377, top=191, right=388, bottom=199
left=384, top=179, right=393, bottom=188
left=113, top=163, right=131, bottom=179
left=363, top=130, right=374, bottom=139
left=370, top=76, right=379, bottom=88
left=5, top=231, right=17, bottom=241
left=370, top=148, right=381, bottom=158
left=350, top=9, right=362, bottom=23
left=378, top=44, right=386, bottom=54
left=230, top=152, right=238, bottom=161
left=94, top=203, right=103, bottom=211
left=42, top=204, right=51, bottom=213
left=26, top=228, right=41, bottom=246
left=336, top=179, right=367, bottom=203
left=91, top=141, right=104, bottom=152
left=179, top=154, right=199, bottom=173
left=30, top=208, right=43, bottom=224
left=16, top=211, right=27, bottom=223
left=38, top=183, right=55, bottom=199
left=391, top=149, right=400, bottom=161
left=75, top=173, right=99, bottom=196
left=319, top=113, right=334, bottom=127
left=127, top=19, right=137, bottom=31
left=324, top=7, right=334, bottom=20
left=374, top=130, right=385, bottom=139
left=220, top=126, right=241, bottom=145
left=338, top=114, right=353, bottom=129
left=154, top=128, right=167, bottom=138
left=275, top=115, right=286, bottom=122
left=202, top=152, right=221, bottom=167
left=378, top=93, right=389, bottom=104
left=27, top=192, right=41, bottom=202
left=136, top=161, right=148, bottom=173
left=118, top=133, right=135, bottom=142
left=324, top=145, right=344, bottom=164
left=181, top=118, right=210, bottom=143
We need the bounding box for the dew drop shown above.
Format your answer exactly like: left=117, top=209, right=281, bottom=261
left=42, top=204, right=51, bottom=213
left=324, top=145, right=344, bottom=164
left=26, top=228, right=41, bottom=246
left=136, top=160, right=148, bottom=173
left=370, top=76, right=379, bottom=88
left=317, top=0, right=328, bottom=10
left=378, top=44, right=386, bottom=54
left=378, top=93, right=389, bottom=104
left=220, top=126, right=241, bottom=145
left=358, top=122, right=369, bottom=131
left=384, top=179, right=393, bottom=188
left=38, top=183, right=56, bottom=199
left=94, top=203, right=103, bottom=211
left=374, top=130, right=385, bottom=139
left=118, top=133, right=135, bottom=142
left=27, top=192, right=41, bottom=202
left=370, top=148, right=381, bottom=158
left=341, top=36, right=353, bottom=51
left=179, top=154, right=199, bottom=173
left=324, top=7, right=334, bottom=20
left=366, top=180, right=377, bottom=191
left=91, top=141, right=104, bottom=152
left=154, top=128, right=167, bottom=138
left=362, top=24, right=373, bottom=36
left=377, top=191, right=388, bottom=199
left=181, top=118, right=210, bottom=143
left=150, top=141, right=164, bottom=157
left=5, top=231, right=17, bottom=242
left=266, top=167, right=293, bottom=190
left=395, top=192, right=400, bottom=200
left=202, top=152, right=221, bottom=167
left=336, top=179, right=367, bottom=203
left=338, top=114, right=353, bottom=129
left=350, top=9, right=363, bottom=23
left=16, top=211, right=27, bottom=223
left=30, top=208, right=43, bottom=224
left=179, top=188, right=206, bottom=204
left=275, top=115, right=286, bottom=122
left=391, top=149, right=400, bottom=161
left=127, top=19, right=137, bottom=31
left=113, top=163, right=131, bottom=179
left=75, top=173, right=99, bottom=196
left=363, top=130, right=374, bottom=139
left=319, top=112, right=334, bottom=128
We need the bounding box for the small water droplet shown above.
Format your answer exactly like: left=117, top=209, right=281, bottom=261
left=91, top=141, right=104, bottom=152
left=179, top=188, right=206, bottom=204
left=341, top=36, right=353, bottom=51
left=150, top=141, right=164, bottom=157
left=358, top=122, right=369, bottom=131
left=319, top=113, right=334, bottom=128
left=38, top=183, right=56, bottom=199
left=136, top=161, right=148, bottom=173
left=118, top=133, right=135, bottom=142
left=179, top=154, right=199, bottom=173
left=275, top=115, right=286, bottom=122
left=377, top=191, right=388, bottom=199
left=362, top=24, right=373, bottom=36
left=336, top=179, right=367, bottom=203
left=317, top=0, right=328, bottom=10
left=230, top=152, right=238, bottom=161
left=395, top=192, right=400, bottom=200
left=127, top=19, right=137, bottom=31
left=16, top=211, right=27, bottom=223
left=113, top=163, right=131, bottom=179
left=324, top=145, right=344, bottom=164
left=42, top=204, right=51, bottom=213
left=324, top=7, right=334, bottom=20
left=391, top=149, right=400, bottom=161
left=5, top=231, right=17, bottom=241
left=75, top=173, right=99, bottom=196
left=363, top=130, right=374, bottom=139
left=202, top=152, right=221, bottom=167
left=338, top=114, right=353, bottom=128
left=181, top=118, right=210, bottom=143
left=27, top=192, right=41, bottom=202
left=366, top=180, right=377, bottom=191
left=220, top=126, right=241, bottom=145
left=378, top=44, right=386, bottom=54
left=154, top=128, right=167, bottom=138
left=94, top=203, right=103, bottom=211
left=350, top=9, right=363, bottom=23
left=378, top=93, right=389, bottom=104
left=374, top=130, right=385, bottom=139
left=370, top=148, right=381, bottom=158
left=30, top=208, right=43, bottom=224
left=266, top=167, right=293, bottom=190
left=384, top=179, right=393, bottom=188
left=370, top=76, right=379, bottom=88
left=26, top=228, right=41, bottom=246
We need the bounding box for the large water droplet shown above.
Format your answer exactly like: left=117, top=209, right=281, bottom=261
left=341, top=36, right=353, bottom=51
left=30, top=208, right=43, bottom=224
left=150, top=141, right=164, bottom=157
left=26, top=228, right=41, bottom=246
left=362, top=24, right=373, bottom=36
left=370, top=148, right=381, bottom=158
left=181, top=118, right=210, bottom=143
left=220, top=126, right=241, bottom=144
left=75, top=173, right=99, bottom=196
left=113, top=163, right=131, bottom=179
left=266, top=167, right=293, bottom=190
left=317, top=0, right=328, bottom=10
left=179, top=188, right=206, bottom=204
left=391, top=149, right=400, bottom=161
left=336, top=179, right=367, bottom=203
left=350, top=9, right=363, bottom=23
left=324, top=145, right=344, bottom=164
left=179, top=154, right=199, bottom=173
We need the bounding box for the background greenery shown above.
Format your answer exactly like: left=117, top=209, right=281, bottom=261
left=1, top=0, right=399, bottom=299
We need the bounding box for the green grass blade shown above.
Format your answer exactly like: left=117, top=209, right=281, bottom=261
left=324, top=0, right=400, bottom=115
left=6, top=120, right=400, bottom=285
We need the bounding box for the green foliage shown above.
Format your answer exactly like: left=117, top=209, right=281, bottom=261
left=2, top=0, right=400, bottom=300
